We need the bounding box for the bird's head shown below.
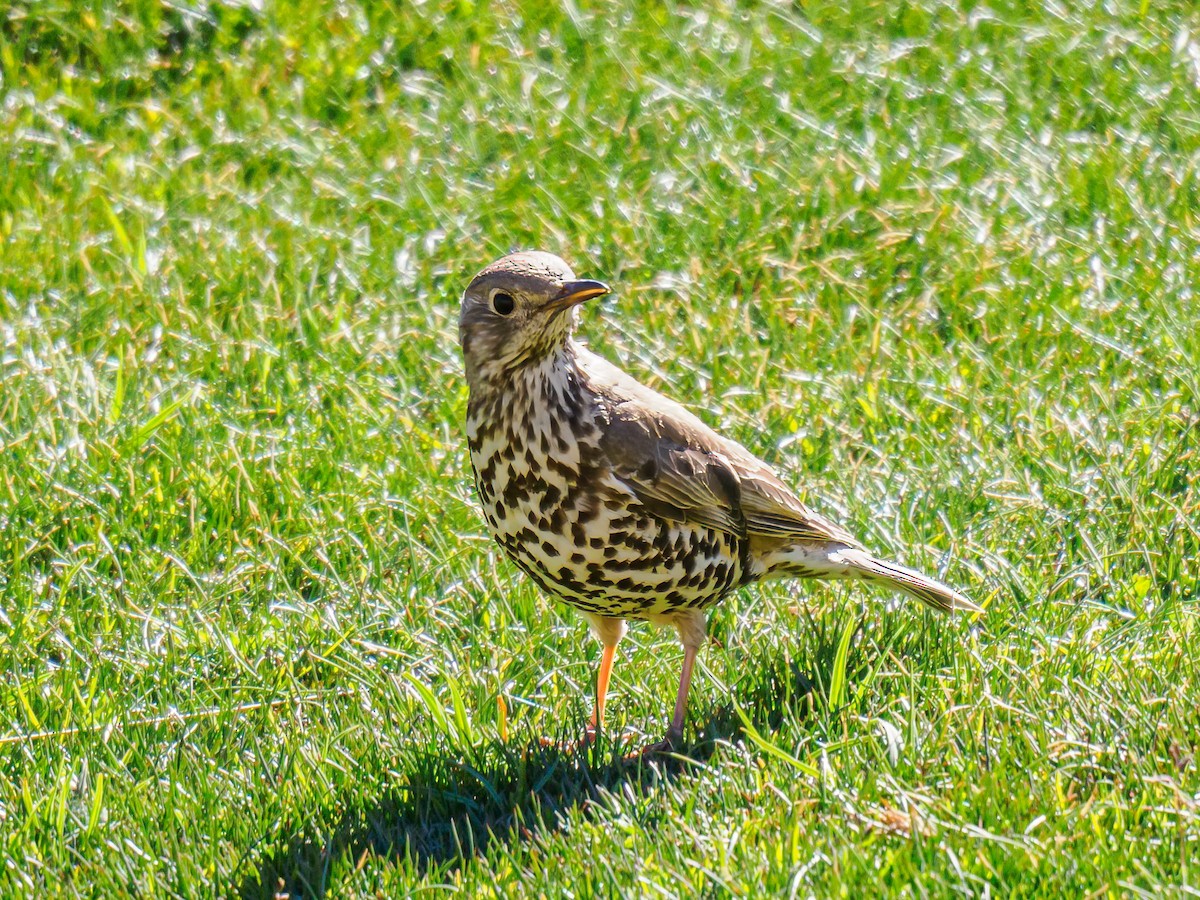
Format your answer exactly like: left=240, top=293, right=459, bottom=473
left=459, top=251, right=610, bottom=387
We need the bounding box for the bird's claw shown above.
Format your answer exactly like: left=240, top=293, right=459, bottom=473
left=623, top=729, right=683, bottom=762
left=537, top=725, right=598, bottom=754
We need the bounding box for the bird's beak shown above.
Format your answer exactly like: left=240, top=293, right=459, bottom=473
left=544, top=279, right=610, bottom=314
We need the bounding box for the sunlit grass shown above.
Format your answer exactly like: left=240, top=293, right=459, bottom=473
left=2, top=0, right=1198, bottom=896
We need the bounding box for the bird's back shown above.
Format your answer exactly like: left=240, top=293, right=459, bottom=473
left=574, top=346, right=862, bottom=561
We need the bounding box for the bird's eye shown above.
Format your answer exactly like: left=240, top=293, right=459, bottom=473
left=491, top=291, right=515, bottom=316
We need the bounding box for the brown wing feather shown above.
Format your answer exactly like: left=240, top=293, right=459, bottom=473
left=599, top=415, right=745, bottom=535
left=578, top=347, right=859, bottom=547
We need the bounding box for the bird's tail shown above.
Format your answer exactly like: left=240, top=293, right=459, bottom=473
left=824, top=547, right=982, bottom=613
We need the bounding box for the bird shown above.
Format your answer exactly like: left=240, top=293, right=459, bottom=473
left=458, top=250, right=981, bottom=755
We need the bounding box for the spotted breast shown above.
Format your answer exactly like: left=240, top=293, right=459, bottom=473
left=466, top=344, right=749, bottom=620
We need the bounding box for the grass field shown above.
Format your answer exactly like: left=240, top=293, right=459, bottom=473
left=3, top=0, right=1199, bottom=895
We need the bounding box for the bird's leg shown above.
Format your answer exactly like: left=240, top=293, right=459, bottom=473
left=662, top=642, right=698, bottom=747
left=580, top=641, right=617, bottom=746
left=541, top=614, right=626, bottom=752
left=632, top=610, right=706, bottom=758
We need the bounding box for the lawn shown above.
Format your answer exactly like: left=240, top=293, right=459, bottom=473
left=2, top=0, right=1198, bottom=896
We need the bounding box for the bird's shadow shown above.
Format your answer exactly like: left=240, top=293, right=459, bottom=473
left=236, top=607, right=965, bottom=897
left=236, top=652, right=820, bottom=899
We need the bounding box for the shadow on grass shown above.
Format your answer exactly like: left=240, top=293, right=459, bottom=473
left=236, top=608, right=969, bottom=897
left=236, top=654, right=819, bottom=899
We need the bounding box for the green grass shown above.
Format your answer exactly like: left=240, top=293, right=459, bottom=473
left=2, top=0, right=1199, bottom=895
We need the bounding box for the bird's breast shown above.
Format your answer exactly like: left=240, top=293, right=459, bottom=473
left=466, top=360, right=745, bottom=618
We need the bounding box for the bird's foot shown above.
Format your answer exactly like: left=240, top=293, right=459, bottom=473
left=538, top=725, right=598, bottom=754
left=623, top=728, right=683, bottom=762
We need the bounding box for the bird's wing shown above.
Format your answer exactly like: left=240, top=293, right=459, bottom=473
left=597, top=411, right=746, bottom=536
left=579, top=347, right=859, bottom=547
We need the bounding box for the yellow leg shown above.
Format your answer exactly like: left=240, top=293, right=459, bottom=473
left=589, top=641, right=617, bottom=733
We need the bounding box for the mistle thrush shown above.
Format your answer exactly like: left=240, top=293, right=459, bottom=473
left=459, top=250, right=980, bottom=753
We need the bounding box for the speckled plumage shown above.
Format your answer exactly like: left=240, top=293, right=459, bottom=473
left=459, top=251, right=980, bottom=752
left=467, top=346, right=747, bottom=621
